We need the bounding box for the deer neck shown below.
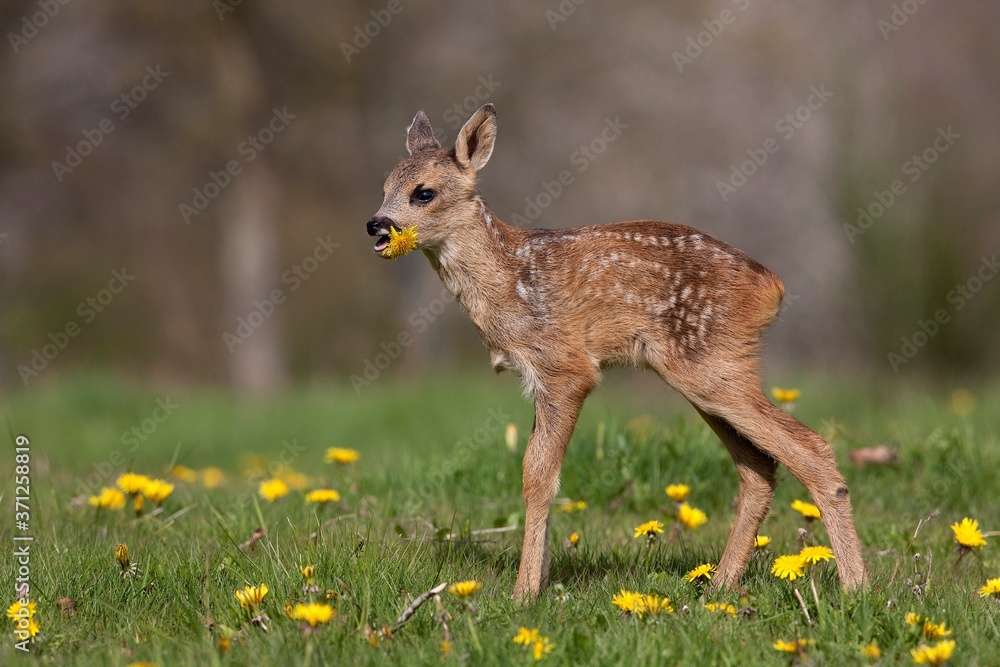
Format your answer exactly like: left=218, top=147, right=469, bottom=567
left=425, top=200, right=520, bottom=339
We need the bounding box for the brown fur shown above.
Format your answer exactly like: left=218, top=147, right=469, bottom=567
left=368, top=104, right=867, bottom=601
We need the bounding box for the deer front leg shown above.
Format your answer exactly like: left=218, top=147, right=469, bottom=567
left=513, top=378, right=592, bottom=602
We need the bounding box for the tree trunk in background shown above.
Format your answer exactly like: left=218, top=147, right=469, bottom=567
left=220, top=158, right=288, bottom=393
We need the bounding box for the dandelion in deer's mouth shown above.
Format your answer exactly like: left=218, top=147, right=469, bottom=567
left=377, top=226, right=418, bottom=259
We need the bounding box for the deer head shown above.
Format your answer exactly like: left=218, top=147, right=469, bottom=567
left=367, top=104, right=497, bottom=256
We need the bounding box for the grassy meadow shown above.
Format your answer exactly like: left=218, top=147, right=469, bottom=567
left=2, top=373, right=999, bottom=666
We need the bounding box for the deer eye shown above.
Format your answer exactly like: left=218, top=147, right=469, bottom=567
left=412, top=188, right=436, bottom=204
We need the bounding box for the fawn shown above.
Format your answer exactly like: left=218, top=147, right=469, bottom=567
left=367, top=104, right=866, bottom=601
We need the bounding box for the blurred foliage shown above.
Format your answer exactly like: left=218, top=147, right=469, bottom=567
left=1, top=0, right=998, bottom=391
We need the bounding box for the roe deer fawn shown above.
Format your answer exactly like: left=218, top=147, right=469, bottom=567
left=367, top=104, right=866, bottom=601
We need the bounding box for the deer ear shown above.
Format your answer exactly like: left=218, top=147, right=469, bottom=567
left=406, top=111, right=440, bottom=155
left=455, top=104, right=496, bottom=171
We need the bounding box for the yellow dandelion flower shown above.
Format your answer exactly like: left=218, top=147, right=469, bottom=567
left=568, top=532, right=580, bottom=546
left=978, top=577, right=1000, bottom=598
left=626, top=415, right=657, bottom=443
left=234, top=583, right=268, bottom=611
left=441, top=640, right=452, bottom=656
left=449, top=580, right=481, bottom=597
left=798, top=545, right=835, bottom=565
left=678, top=503, right=708, bottom=530
left=634, top=520, right=664, bottom=539
left=611, top=589, right=647, bottom=617
left=141, top=479, right=174, bottom=505
left=116, top=472, right=151, bottom=495
left=559, top=500, right=587, bottom=513
left=921, top=620, right=952, bottom=640
left=305, top=488, right=341, bottom=504
left=200, top=467, right=225, bottom=488
left=280, top=470, right=310, bottom=490
left=685, top=563, right=716, bottom=583
left=643, top=594, right=673, bottom=615
left=791, top=499, right=821, bottom=520
left=754, top=535, right=771, bottom=549
left=258, top=478, right=289, bottom=502
left=773, top=638, right=814, bottom=653
left=505, top=423, right=518, bottom=452
left=133, top=494, right=144, bottom=515
left=127, top=662, right=158, bottom=667
left=240, top=454, right=267, bottom=478
left=291, top=602, right=334, bottom=626
left=906, top=612, right=924, bottom=627
left=325, top=447, right=361, bottom=465
left=301, top=565, right=315, bottom=579
left=170, top=465, right=198, bottom=482
left=771, top=387, right=801, bottom=403
left=22, top=617, right=41, bottom=638
left=532, top=637, right=555, bottom=660
left=949, top=388, right=975, bottom=416
left=514, top=627, right=542, bottom=646
left=115, top=543, right=130, bottom=569
left=6, top=600, right=36, bottom=620
left=665, top=484, right=690, bottom=502
left=218, top=636, right=231, bottom=653
left=862, top=641, right=881, bottom=659
left=951, top=517, right=986, bottom=549
left=705, top=602, right=736, bottom=616
left=380, top=225, right=419, bottom=259
left=771, top=554, right=807, bottom=580
left=88, top=487, right=126, bottom=510
left=910, top=639, right=956, bottom=665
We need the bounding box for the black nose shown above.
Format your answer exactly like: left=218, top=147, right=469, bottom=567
left=367, top=216, right=394, bottom=236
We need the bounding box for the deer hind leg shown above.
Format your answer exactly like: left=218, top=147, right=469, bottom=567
left=513, top=372, right=595, bottom=602
left=698, top=385, right=867, bottom=589
left=695, top=407, right=778, bottom=589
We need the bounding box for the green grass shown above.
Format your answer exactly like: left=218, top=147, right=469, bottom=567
left=2, top=373, right=999, bottom=665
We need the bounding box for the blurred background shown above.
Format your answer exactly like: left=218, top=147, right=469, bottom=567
left=2, top=0, right=998, bottom=395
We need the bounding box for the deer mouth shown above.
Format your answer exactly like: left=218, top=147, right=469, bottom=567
left=369, top=222, right=398, bottom=254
